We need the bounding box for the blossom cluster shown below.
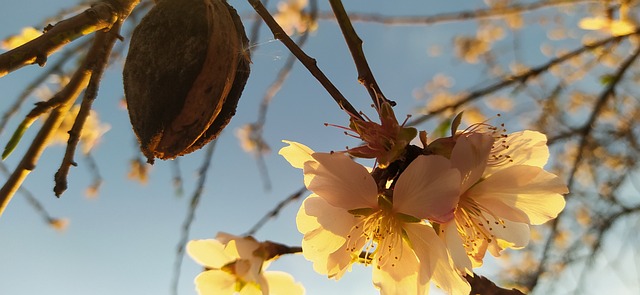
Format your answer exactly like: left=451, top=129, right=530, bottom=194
left=187, top=102, right=567, bottom=295
left=279, top=107, right=568, bottom=295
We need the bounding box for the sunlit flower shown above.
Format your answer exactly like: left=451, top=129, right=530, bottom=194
left=343, top=101, right=417, bottom=168
left=48, top=218, right=70, bottom=232
left=1, top=26, right=41, bottom=50
left=274, top=0, right=317, bottom=35
left=280, top=141, right=470, bottom=295
left=187, top=232, right=304, bottom=295
left=235, top=123, right=270, bottom=155
left=579, top=16, right=635, bottom=36
left=50, top=105, right=110, bottom=154
left=427, top=126, right=568, bottom=274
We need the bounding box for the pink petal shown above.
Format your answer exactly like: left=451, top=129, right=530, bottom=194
left=470, top=165, right=568, bottom=224
left=304, top=152, right=379, bottom=210
left=393, top=155, right=461, bottom=222
left=452, top=133, right=493, bottom=192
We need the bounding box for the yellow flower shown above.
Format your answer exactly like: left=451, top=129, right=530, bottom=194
left=1, top=27, right=41, bottom=50
left=187, top=233, right=304, bottom=295
left=428, top=128, right=568, bottom=274
left=280, top=141, right=469, bottom=295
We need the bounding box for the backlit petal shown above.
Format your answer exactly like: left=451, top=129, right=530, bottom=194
left=279, top=140, right=315, bottom=169
left=451, top=133, right=493, bottom=192
left=372, top=239, right=423, bottom=295
left=484, top=130, right=549, bottom=176
left=187, top=239, right=234, bottom=269
left=441, top=221, right=472, bottom=275
left=304, top=152, right=378, bottom=210
left=393, top=155, right=460, bottom=222
left=263, top=271, right=305, bottom=295
left=296, top=195, right=360, bottom=278
left=470, top=165, right=567, bottom=224
left=194, top=270, right=236, bottom=295
left=404, top=223, right=470, bottom=295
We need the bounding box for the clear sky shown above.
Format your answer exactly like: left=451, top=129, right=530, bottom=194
left=1, top=1, right=633, bottom=295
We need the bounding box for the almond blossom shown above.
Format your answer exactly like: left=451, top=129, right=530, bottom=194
left=426, top=127, right=568, bottom=274
left=279, top=141, right=470, bottom=295
left=187, top=232, right=304, bottom=295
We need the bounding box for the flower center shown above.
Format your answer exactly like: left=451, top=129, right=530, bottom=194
left=455, top=194, right=507, bottom=256
left=346, top=196, right=404, bottom=268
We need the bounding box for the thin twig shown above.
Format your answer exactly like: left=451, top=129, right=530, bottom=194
left=246, top=0, right=363, bottom=120
left=171, top=141, right=217, bottom=295
left=0, top=1, right=121, bottom=77
left=244, top=186, right=307, bottom=236
left=0, top=162, right=59, bottom=225
left=171, top=159, right=184, bottom=196
left=407, top=31, right=638, bottom=126
left=328, top=0, right=390, bottom=108
left=84, top=152, right=103, bottom=197
left=248, top=0, right=318, bottom=191
left=54, top=21, right=123, bottom=197
left=0, top=62, right=91, bottom=218
left=525, top=44, right=640, bottom=292
left=318, top=0, right=595, bottom=26
left=0, top=39, right=90, bottom=136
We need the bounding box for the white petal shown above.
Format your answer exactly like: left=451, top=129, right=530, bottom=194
left=373, top=268, right=422, bottom=295
left=405, top=223, right=471, bottom=295
left=470, top=165, right=567, bottom=224
left=441, top=221, right=472, bottom=275
left=296, top=195, right=360, bottom=278
left=393, top=155, right=460, bottom=222
left=194, top=270, right=236, bottom=295
left=482, top=214, right=530, bottom=256
left=452, top=133, right=493, bottom=192
left=187, top=239, right=234, bottom=269
left=279, top=140, right=315, bottom=169
left=263, top=271, right=305, bottom=295
left=372, top=238, right=423, bottom=295
left=404, top=223, right=470, bottom=295
left=304, top=152, right=378, bottom=210
left=484, top=130, right=550, bottom=176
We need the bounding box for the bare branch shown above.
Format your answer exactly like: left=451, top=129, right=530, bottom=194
left=171, top=142, right=217, bottom=295
left=246, top=0, right=363, bottom=120
left=318, top=0, right=595, bottom=26
left=54, top=21, right=123, bottom=197
left=0, top=1, right=121, bottom=77
left=328, top=0, right=391, bottom=108
left=407, top=31, right=638, bottom=126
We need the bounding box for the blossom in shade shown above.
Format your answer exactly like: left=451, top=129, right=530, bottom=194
left=280, top=141, right=470, bottom=295
left=187, top=232, right=304, bottom=295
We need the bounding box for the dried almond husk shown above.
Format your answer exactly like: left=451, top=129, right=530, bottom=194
left=123, top=0, right=250, bottom=163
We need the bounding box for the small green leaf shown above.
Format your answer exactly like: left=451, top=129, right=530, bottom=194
left=2, top=120, right=33, bottom=160
left=600, top=74, right=615, bottom=86
left=433, top=119, right=451, bottom=138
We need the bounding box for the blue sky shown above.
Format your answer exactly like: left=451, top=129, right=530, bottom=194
left=1, top=1, right=631, bottom=295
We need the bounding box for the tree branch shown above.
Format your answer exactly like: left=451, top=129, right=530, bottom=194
left=328, top=0, right=390, bottom=108
left=246, top=0, right=363, bottom=120
left=407, top=31, right=638, bottom=126
left=0, top=1, right=121, bottom=77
